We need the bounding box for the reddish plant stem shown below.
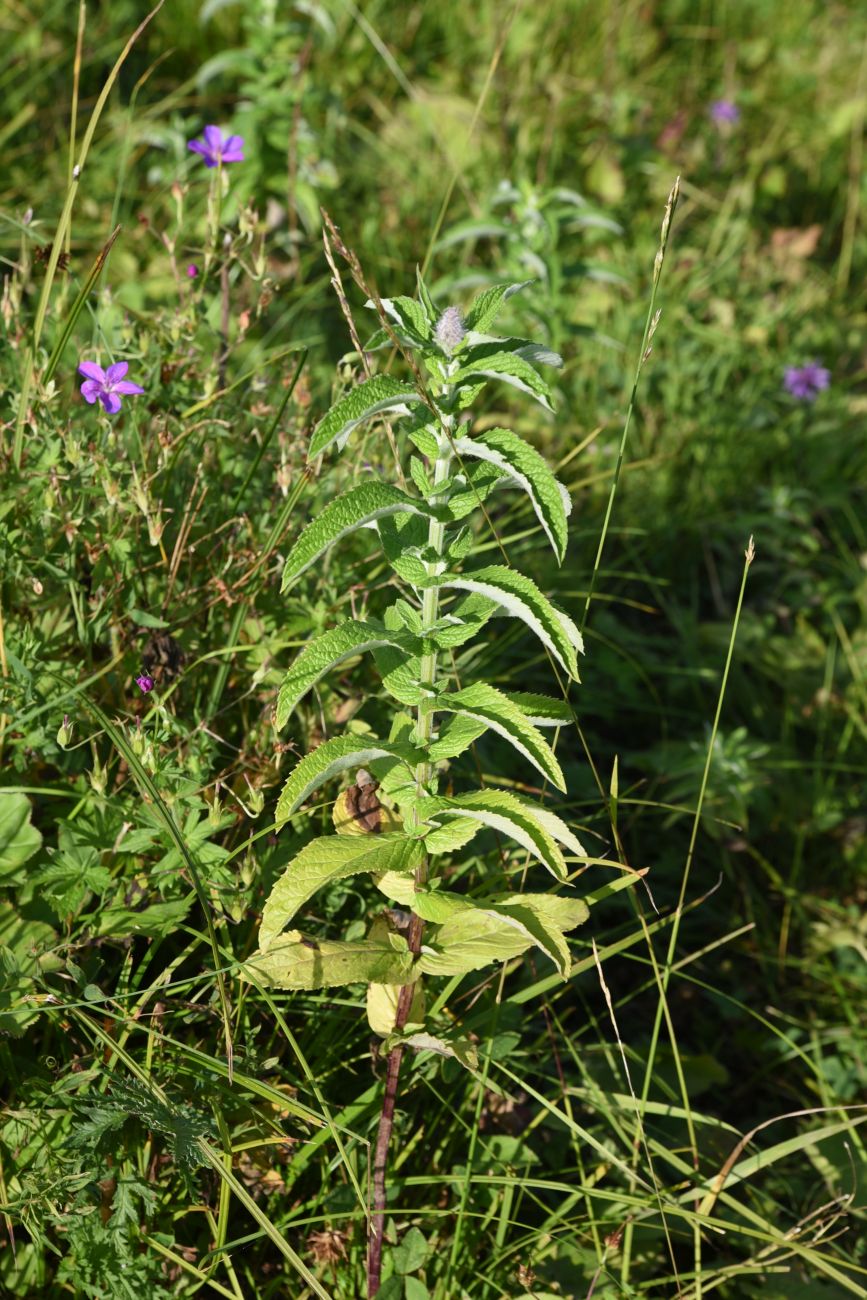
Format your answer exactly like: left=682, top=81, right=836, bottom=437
left=367, top=916, right=423, bottom=1297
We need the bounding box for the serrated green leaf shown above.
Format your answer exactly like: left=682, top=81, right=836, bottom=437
left=246, top=931, right=416, bottom=990
left=414, top=887, right=586, bottom=976
left=507, top=691, right=576, bottom=727
left=434, top=682, right=566, bottom=791
left=373, top=642, right=426, bottom=706
left=418, top=908, right=535, bottom=975
left=440, top=565, right=582, bottom=678
left=281, top=484, right=434, bottom=591
left=276, top=735, right=416, bottom=826
left=428, top=712, right=487, bottom=760
left=445, top=459, right=509, bottom=521
left=0, top=792, right=42, bottom=883
left=260, top=834, right=423, bottom=950
left=276, top=621, right=415, bottom=727
left=370, top=296, right=432, bottom=341
left=423, top=816, right=482, bottom=855
left=453, top=348, right=553, bottom=410
left=464, top=280, right=534, bottom=332
left=418, top=789, right=567, bottom=879
left=454, top=428, right=571, bottom=561
left=308, top=375, right=426, bottom=459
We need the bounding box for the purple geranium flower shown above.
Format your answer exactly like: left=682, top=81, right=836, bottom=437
left=188, top=125, right=245, bottom=168
left=710, top=99, right=740, bottom=124
left=186, top=263, right=199, bottom=278
left=78, top=361, right=145, bottom=414
left=135, top=673, right=155, bottom=694
left=783, top=361, right=831, bottom=402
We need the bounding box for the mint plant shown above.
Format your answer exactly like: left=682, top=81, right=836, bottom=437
left=248, top=274, right=592, bottom=1294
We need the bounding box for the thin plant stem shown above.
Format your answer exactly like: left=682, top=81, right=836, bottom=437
left=367, top=377, right=455, bottom=1297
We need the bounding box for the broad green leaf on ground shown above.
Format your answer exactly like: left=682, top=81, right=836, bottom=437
left=453, top=348, right=553, bottom=410
left=507, top=691, right=576, bottom=726
left=308, top=374, right=427, bottom=458
left=260, top=834, right=423, bottom=950
left=246, top=931, right=416, bottom=990
left=0, top=792, right=42, bottom=883
left=453, top=428, right=571, bottom=561
left=434, top=682, right=566, bottom=790
left=417, top=789, right=567, bottom=879
left=281, top=484, right=435, bottom=591
left=440, top=565, right=582, bottom=678
left=275, top=735, right=416, bottom=825
left=276, top=621, right=416, bottom=726
left=464, top=280, right=534, bottom=332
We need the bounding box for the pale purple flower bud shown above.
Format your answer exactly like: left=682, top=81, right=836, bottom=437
left=187, top=263, right=199, bottom=278
left=135, top=673, right=156, bottom=694
left=434, top=306, right=465, bottom=354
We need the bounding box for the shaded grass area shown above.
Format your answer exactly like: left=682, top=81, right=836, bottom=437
left=0, top=1, right=865, bottom=1297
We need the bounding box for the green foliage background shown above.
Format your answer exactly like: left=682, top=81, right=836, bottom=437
left=0, top=1, right=865, bottom=1297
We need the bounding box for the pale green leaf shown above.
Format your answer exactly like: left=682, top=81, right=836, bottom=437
left=418, top=908, right=535, bottom=975
left=275, top=735, right=415, bottom=825
left=440, top=565, right=582, bottom=678
left=246, top=931, right=415, bottom=990
left=276, top=621, right=415, bottom=727
left=434, top=682, right=566, bottom=791
left=454, top=428, right=571, bottom=561
left=259, top=833, right=423, bottom=950
left=308, top=374, right=426, bottom=459
left=418, top=789, right=567, bottom=879
left=281, top=483, right=434, bottom=591
left=0, top=792, right=43, bottom=883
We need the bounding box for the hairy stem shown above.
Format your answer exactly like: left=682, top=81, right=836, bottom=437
left=367, top=399, right=453, bottom=1298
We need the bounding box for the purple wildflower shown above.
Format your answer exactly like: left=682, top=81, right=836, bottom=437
left=783, top=361, right=830, bottom=402
left=710, top=99, right=740, bottom=125
left=435, top=306, right=465, bottom=354
left=188, top=125, right=245, bottom=168
left=78, top=361, right=145, bottom=414
left=186, top=263, right=199, bottom=278
left=135, top=673, right=155, bottom=694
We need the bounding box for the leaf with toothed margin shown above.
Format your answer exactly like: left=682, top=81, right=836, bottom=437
left=453, top=427, right=571, bottom=562
left=453, top=348, right=554, bottom=411
left=463, top=280, right=534, bottom=332
left=276, top=621, right=417, bottom=727
left=259, top=833, right=423, bottom=951
left=246, top=931, right=416, bottom=990
left=433, top=682, right=566, bottom=791
left=507, top=691, right=577, bottom=728
left=308, top=375, right=427, bottom=459
left=281, top=484, right=436, bottom=592
left=417, top=789, right=568, bottom=880
left=275, top=735, right=418, bottom=826
left=366, top=296, right=431, bottom=341
left=439, top=565, right=582, bottom=679
left=417, top=890, right=587, bottom=978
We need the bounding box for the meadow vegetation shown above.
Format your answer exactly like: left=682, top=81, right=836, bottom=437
left=0, top=2, right=865, bottom=1297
